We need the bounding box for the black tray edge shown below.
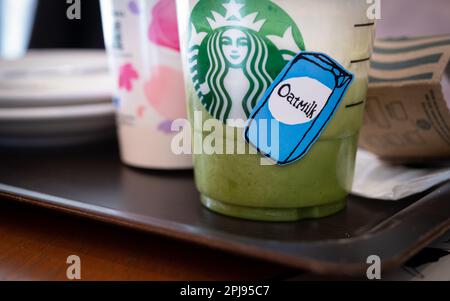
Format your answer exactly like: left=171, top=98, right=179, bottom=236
left=0, top=183, right=449, bottom=277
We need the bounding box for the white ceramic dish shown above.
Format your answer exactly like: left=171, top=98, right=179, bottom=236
left=0, top=103, right=115, bottom=121
left=0, top=50, right=113, bottom=107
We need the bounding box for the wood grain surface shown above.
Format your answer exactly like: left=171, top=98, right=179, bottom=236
left=0, top=199, right=295, bottom=281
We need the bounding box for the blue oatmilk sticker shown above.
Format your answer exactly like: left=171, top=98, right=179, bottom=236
left=244, top=52, right=354, bottom=165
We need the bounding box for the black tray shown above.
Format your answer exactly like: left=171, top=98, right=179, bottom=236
left=0, top=142, right=449, bottom=276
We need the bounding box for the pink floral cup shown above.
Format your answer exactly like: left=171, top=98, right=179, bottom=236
left=100, top=0, right=192, bottom=169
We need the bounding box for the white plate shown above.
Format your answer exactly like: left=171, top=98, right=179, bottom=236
left=0, top=103, right=115, bottom=121
left=0, top=50, right=114, bottom=107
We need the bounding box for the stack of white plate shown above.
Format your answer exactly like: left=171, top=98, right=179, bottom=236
left=0, top=50, right=116, bottom=147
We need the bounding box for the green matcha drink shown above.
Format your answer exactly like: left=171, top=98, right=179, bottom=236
left=176, top=0, right=375, bottom=221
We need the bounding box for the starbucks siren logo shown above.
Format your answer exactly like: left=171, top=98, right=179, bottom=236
left=188, top=0, right=305, bottom=124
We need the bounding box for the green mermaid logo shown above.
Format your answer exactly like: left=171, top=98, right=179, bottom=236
left=188, top=0, right=305, bottom=124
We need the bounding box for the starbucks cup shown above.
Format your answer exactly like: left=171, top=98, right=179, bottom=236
left=177, top=0, right=375, bottom=221
left=100, top=0, right=192, bottom=169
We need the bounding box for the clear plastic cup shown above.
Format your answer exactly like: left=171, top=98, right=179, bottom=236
left=100, top=0, right=192, bottom=169
left=176, top=0, right=375, bottom=221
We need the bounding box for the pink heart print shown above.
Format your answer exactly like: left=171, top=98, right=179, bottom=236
left=148, top=0, right=180, bottom=51
left=119, top=63, right=139, bottom=92
left=144, top=65, right=187, bottom=120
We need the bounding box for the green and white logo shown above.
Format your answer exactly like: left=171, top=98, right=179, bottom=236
left=188, top=0, right=305, bottom=124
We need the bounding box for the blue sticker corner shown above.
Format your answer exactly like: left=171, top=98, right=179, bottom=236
left=244, top=51, right=354, bottom=165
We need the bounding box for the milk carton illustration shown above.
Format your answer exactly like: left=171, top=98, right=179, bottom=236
left=244, top=52, right=354, bottom=165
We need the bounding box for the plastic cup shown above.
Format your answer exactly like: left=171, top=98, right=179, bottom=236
left=176, top=0, right=375, bottom=221
left=100, top=0, right=192, bottom=169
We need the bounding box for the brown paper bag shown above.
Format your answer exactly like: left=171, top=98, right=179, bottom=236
left=360, top=35, right=450, bottom=161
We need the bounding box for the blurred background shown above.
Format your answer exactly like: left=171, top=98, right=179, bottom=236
left=1, top=0, right=104, bottom=59
left=376, top=0, right=450, bottom=37
left=1, top=0, right=450, bottom=59
left=29, top=0, right=104, bottom=49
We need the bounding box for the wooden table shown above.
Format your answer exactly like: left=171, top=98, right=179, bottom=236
left=0, top=198, right=297, bottom=281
